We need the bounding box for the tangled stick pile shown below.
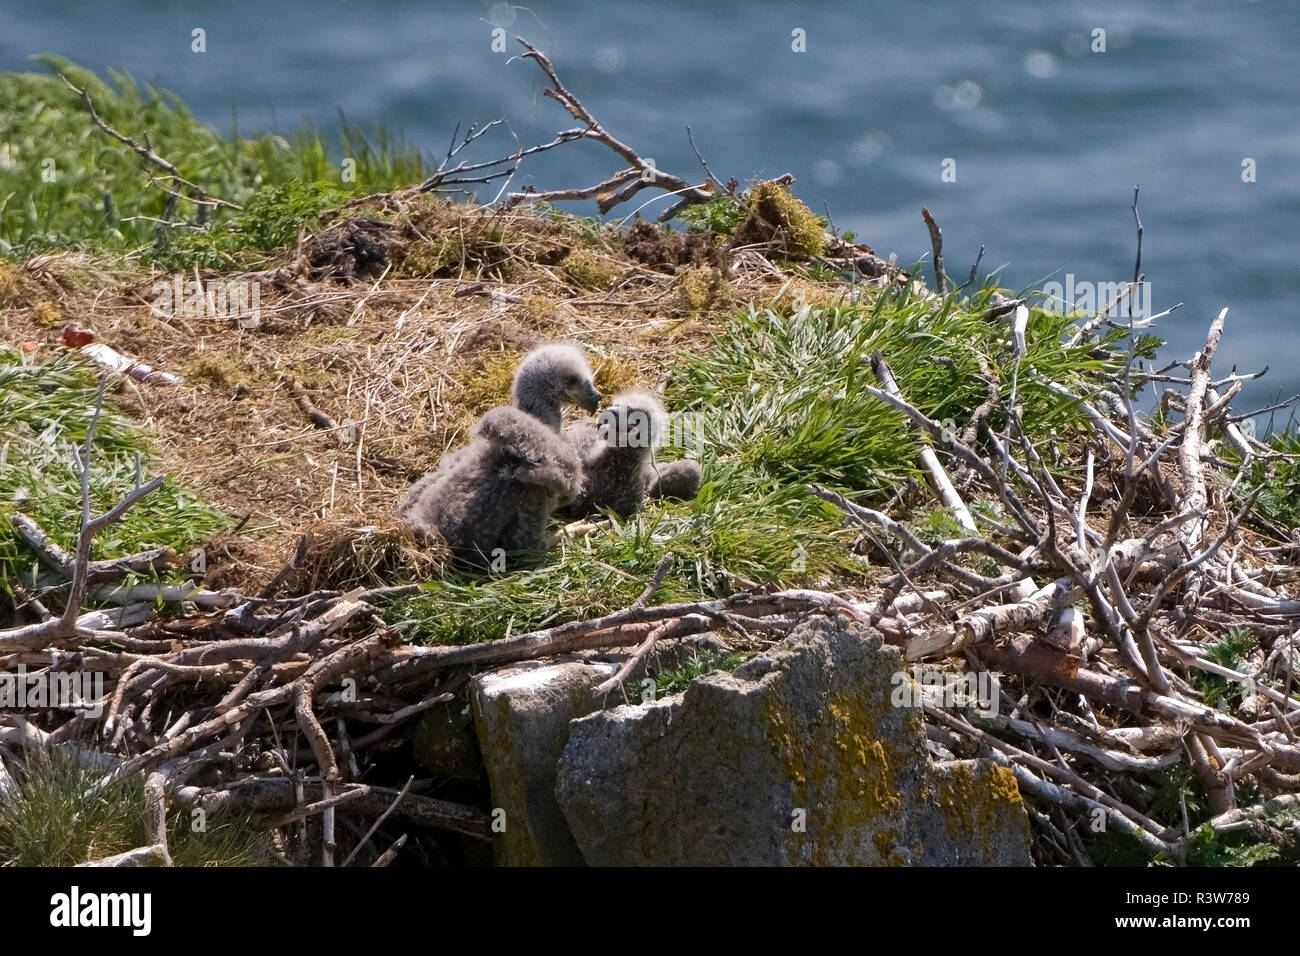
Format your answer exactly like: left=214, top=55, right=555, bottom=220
left=813, top=309, right=1300, bottom=863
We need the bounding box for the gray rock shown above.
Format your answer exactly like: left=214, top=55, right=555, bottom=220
left=470, top=657, right=618, bottom=866
left=555, top=616, right=1032, bottom=866
left=76, top=844, right=171, bottom=867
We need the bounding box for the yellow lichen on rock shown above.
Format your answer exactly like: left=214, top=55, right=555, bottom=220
left=932, top=760, right=1030, bottom=856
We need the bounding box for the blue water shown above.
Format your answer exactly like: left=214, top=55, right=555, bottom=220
left=3, top=0, right=1298, bottom=410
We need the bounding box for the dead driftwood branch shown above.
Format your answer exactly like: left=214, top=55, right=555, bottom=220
left=869, top=351, right=975, bottom=533
left=1, top=385, right=168, bottom=651
left=60, top=73, right=238, bottom=232
left=390, top=37, right=723, bottom=223
left=504, top=38, right=713, bottom=221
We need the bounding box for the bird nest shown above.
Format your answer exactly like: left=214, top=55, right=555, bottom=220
left=5, top=37, right=1296, bottom=869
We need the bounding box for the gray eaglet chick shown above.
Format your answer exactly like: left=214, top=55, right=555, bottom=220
left=397, top=406, right=583, bottom=570
left=511, top=343, right=601, bottom=431
left=404, top=342, right=598, bottom=502
left=560, top=390, right=703, bottom=519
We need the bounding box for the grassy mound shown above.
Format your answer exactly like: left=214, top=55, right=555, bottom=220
left=0, top=57, right=424, bottom=259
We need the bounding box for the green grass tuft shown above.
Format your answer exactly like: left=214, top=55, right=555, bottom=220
left=146, top=179, right=347, bottom=271
left=1244, top=429, right=1300, bottom=530
left=1191, top=626, right=1255, bottom=708
left=390, top=489, right=863, bottom=645
left=655, top=646, right=753, bottom=697
left=0, top=58, right=424, bottom=259
left=678, top=194, right=747, bottom=236
left=0, top=748, right=271, bottom=866
left=0, top=347, right=229, bottom=601
left=667, top=286, right=1126, bottom=500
